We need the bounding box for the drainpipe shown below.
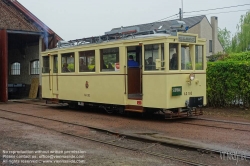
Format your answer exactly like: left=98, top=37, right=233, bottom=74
left=211, top=16, right=218, bottom=54
left=0, top=29, right=8, bottom=102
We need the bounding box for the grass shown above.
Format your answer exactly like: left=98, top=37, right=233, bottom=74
left=203, top=107, right=250, bottom=121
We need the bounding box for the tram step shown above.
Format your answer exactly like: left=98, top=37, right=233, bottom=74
left=125, top=109, right=144, bottom=113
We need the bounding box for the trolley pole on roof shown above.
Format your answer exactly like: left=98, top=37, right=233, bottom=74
left=182, top=0, right=184, bottom=19
left=179, top=0, right=183, bottom=20
left=179, top=8, right=182, bottom=20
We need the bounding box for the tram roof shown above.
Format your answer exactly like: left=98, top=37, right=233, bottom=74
left=44, top=33, right=171, bottom=52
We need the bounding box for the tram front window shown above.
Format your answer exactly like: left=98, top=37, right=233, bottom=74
left=144, top=44, right=164, bottom=71
left=181, top=46, right=192, bottom=70
left=195, top=45, right=203, bottom=70
left=144, top=44, right=157, bottom=71
left=169, top=43, right=178, bottom=70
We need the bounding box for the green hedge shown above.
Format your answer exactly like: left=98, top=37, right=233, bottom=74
left=222, top=51, right=250, bottom=61
left=207, top=61, right=250, bottom=107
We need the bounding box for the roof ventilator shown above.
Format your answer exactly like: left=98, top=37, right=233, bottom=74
left=55, top=21, right=188, bottom=49
left=170, top=20, right=189, bottom=36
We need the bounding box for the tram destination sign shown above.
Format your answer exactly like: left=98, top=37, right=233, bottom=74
left=172, top=86, right=182, bottom=96
left=178, top=35, right=196, bottom=43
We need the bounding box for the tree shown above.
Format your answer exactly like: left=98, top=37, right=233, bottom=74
left=218, top=27, right=232, bottom=53
left=231, top=12, right=250, bottom=52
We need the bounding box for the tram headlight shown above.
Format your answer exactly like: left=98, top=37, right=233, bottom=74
left=189, top=73, right=195, bottom=81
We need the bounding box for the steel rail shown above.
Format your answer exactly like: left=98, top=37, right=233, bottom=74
left=179, top=121, right=250, bottom=133
left=189, top=117, right=250, bottom=126
left=0, top=114, right=208, bottom=166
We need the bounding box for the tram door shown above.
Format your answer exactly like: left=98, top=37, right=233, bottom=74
left=51, top=55, right=59, bottom=97
left=127, top=46, right=142, bottom=100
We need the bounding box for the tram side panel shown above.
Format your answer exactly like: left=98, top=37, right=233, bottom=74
left=142, top=75, right=167, bottom=108
left=42, top=75, right=52, bottom=99
left=166, top=74, right=206, bottom=109
left=55, top=75, right=125, bottom=105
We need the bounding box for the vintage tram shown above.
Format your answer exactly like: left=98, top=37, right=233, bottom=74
left=41, top=21, right=206, bottom=118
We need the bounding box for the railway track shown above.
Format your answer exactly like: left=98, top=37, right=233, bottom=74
left=180, top=118, right=250, bottom=133
left=3, top=101, right=250, bottom=161
left=6, top=100, right=250, bottom=136
left=179, top=122, right=250, bottom=132
left=190, top=117, right=250, bottom=126
left=0, top=108, right=217, bottom=166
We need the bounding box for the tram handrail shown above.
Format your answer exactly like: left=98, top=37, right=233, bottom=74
left=124, top=65, right=126, bottom=94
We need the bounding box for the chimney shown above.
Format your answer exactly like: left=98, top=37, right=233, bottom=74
left=211, top=16, right=218, bottom=54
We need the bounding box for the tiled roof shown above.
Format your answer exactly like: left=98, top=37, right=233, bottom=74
left=110, top=15, right=206, bottom=33
left=0, top=0, right=39, bottom=32
left=0, top=0, right=62, bottom=40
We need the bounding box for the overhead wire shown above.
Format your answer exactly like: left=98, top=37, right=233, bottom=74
left=141, top=4, right=250, bottom=29
left=153, top=4, right=250, bottom=23
left=184, top=4, right=250, bottom=14
left=155, top=13, right=179, bottom=22
left=183, top=9, right=250, bottom=17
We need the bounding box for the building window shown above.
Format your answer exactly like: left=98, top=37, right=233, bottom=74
left=30, top=60, right=39, bottom=75
left=10, top=62, right=20, bottom=75
left=209, top=40, right=213, bottom=53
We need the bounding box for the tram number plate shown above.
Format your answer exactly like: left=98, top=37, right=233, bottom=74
left=84, top=94, right=90, bottom=97
left=172, top=86, right=182, bottom=96
left=184, top=92, right=192, bottom=95
left=78, top=102, right=84, bottom=106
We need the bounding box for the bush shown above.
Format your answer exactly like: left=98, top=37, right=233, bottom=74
left=207, top=52, right=229, bottom=62
left=221, top=51, right=250, bottom=61
left=207, top=61, right=250, bottom=107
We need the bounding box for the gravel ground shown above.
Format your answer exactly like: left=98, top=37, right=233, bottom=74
left=0, top=100, right=250, bottom=165
left=203, top=107, right=250, bottom=122
left=0, top=118, right=184, bottom=166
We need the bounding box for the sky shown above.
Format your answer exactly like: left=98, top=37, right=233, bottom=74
left=17, top=0, right=250, bottom=41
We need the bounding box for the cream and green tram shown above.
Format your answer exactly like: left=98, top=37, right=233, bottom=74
left=41, top=31, right=206, bottom=118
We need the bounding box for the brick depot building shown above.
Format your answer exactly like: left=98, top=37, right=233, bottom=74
left=0, top=0, right=62, bottom=102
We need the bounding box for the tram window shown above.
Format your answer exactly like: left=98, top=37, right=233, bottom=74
left=53, top=55, right=58, bottom=73
left=61, top=53, right=75, bottom=73
left=100, top=47, right=119, bottom=72
left=195, top=46, right=203, bottom=70
left=79, top=50, right=95, bottom=72
left=161, top=44, right=165, bottom=69
left=42, top=56, right=49, bottom=73
left=181, top=46, right=192, bottom=70
left=144, top=44, right=163, bottom=71
left=127, top=46, right=140, bottom=68
left=169, top=43, right=178, bottom=70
